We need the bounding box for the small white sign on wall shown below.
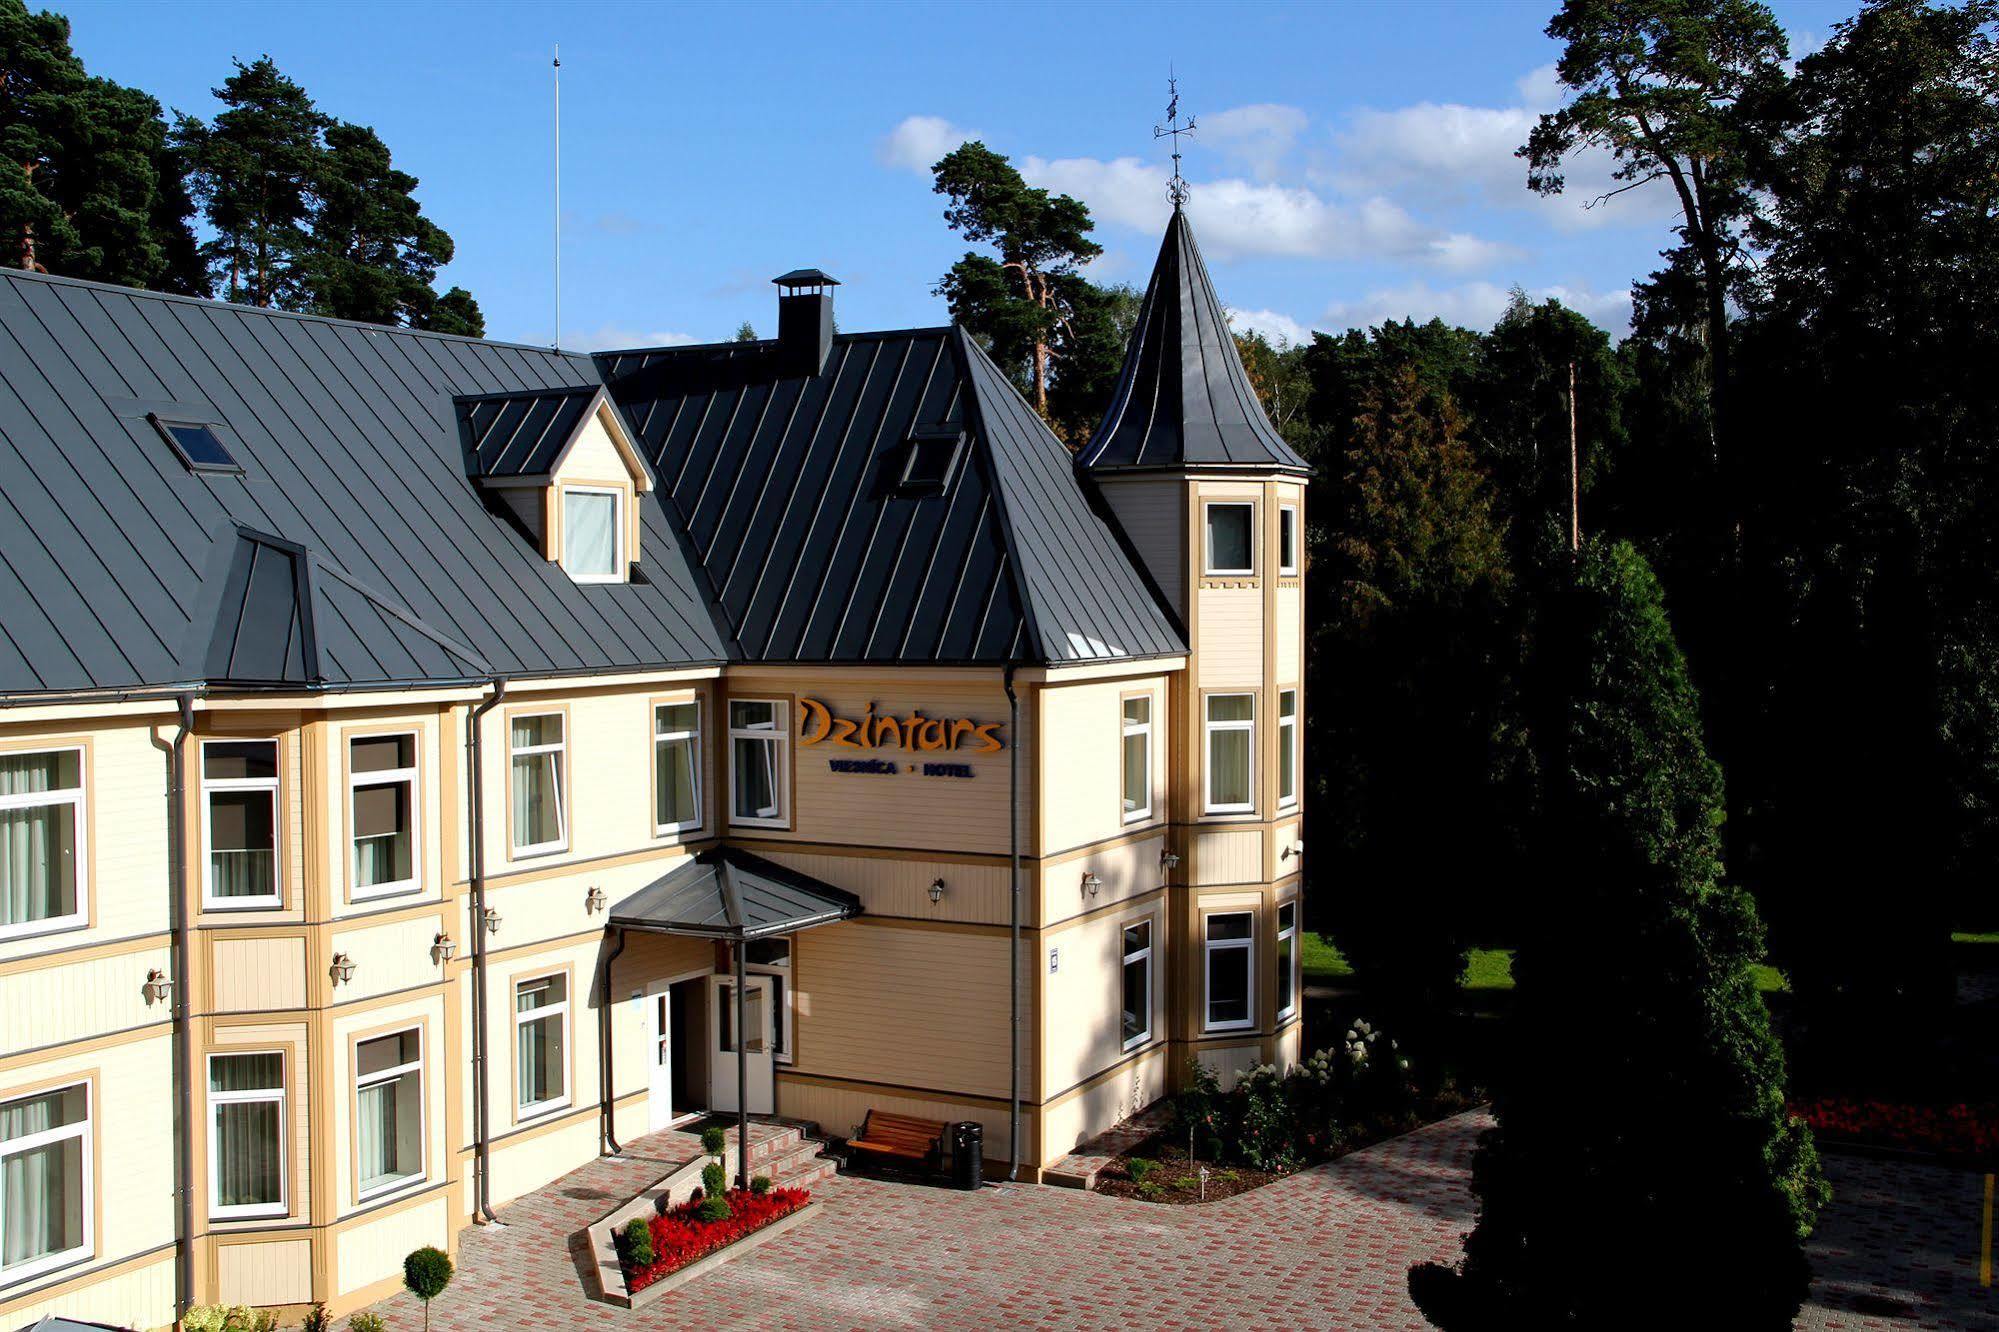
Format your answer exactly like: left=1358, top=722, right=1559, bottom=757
left=1048, top=946, right=1061, bottom=974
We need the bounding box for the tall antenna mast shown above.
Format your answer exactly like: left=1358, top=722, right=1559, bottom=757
left=1153, top=70, right=1196, bottom=209
left=553, top=44, right=562, bottom=349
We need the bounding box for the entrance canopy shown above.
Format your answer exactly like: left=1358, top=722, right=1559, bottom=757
left=609, top=846, right=862, bottom=940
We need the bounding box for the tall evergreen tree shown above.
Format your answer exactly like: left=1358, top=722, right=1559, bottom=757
left=0, top=0, right=201, bottom=290
left=173, top=56, right=328, bottom=307
left=1410, top=538, right=1825, bottom=1331
left=414, top=285, right=483, bottom=338
left=300, top=121, right=454, bottom=324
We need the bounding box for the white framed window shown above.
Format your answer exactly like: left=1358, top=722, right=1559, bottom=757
left=208, top=1053, right=285, bottom=1220
left=1120, top=916, right=1154, bottom=1051
left=1277, top=901, right=1299, bottom=1021
left=1278, top=689, right=1299, bottom=810
left=509, top=713, right=567, bottom=855
left=1204, top=694, right=1256, bottom=814
left=561, top=486, right=623, bottom=583
left=1204, top=501, right=1255, bottom=576
left=514, top=974, right=569, bottom=1117
left=1203, top=911, right=1255, bottom=1032
left=744, top=936, right=792, bottom=1063
left=727, top=699, right=788, bottom=828
left=1279, top=505, right=1299, bottom=575
left=653, top=700, right=702, bottom=835
left=201, top=741, right=280, bottom=908
left=0, top=748, right=86, bottom=942
left=355, top=1029, right=424, bottom=1200
left=350, top=734, right=418, bottom=900
left=1121, top=695, right=1152, bottom=824
left=0, top=1081, right=91, bottom=1283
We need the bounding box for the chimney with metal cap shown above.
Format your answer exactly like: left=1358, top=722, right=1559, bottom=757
left=773, top=268, right=838, bottom=377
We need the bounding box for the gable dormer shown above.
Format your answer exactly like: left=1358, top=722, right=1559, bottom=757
left=456, top=385, right=654, bottom=583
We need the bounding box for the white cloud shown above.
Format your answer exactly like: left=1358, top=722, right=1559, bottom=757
left=1226, top=306, right=1312, bottom=346
left=1200, top=103, right=1310, bottom=182
left=1516, top=63, right=1564, bottom=112
left=1323, top=280, right=1632, bottom=333
left=878, top=115, right=979, bottom=175
left=565, top=323, right=700, bottom=353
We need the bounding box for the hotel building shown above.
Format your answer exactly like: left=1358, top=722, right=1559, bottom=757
left=0, top=206, right=1307, bottom=1329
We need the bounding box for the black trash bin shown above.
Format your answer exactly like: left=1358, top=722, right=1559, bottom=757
left=951, top=1121, right=983, bottom=1190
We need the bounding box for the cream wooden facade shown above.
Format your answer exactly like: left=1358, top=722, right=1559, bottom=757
left=0, top=466, right=1301, bottom=1328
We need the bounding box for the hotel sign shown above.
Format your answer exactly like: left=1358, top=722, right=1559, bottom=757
left=798, top=698, right=1005, bottom=754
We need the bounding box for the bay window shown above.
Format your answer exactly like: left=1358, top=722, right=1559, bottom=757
left=654, top=700, right=702, bottom=834
left=350, top=734, right=417, bottom=899
left=1277, top=902, right=1298, bottom=1021
left=209, top=1053, right=285, bottom=1219
left=1204, top=501, right=1255, bottom=576
left=355, top=1029, right=423, bottom=1199
left=0, top=748, right=84, bottom=940
left=509, top=714, right=566, bottom=854
left=728, top=700, right=787, bottom=827
left=514, top=974, right=568, bottom=1117
left=1121, top=695, right=1152, bottom=823
left=0, top=1082, right=89, bottom=1281
left=1203, top=912, right=1254, bottom=1032
left=1278, top=690, right=1299, bottom=809
left=203, top=741, right=279, bottom=907
left=1121, top=917, right=1153, bottom=1050
left=1204, top=694, right=1256, bottom=814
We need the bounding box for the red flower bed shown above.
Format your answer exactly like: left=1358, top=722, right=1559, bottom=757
left=622, top=1187, right=810, bottom=1293
left=1792, top=1097, right=1999, bottom=1164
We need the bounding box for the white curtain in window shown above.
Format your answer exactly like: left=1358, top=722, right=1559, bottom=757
left=0, top=755, right=76, bottom=928
left=357, top=1080, right=397, bottom=1192
left=209, top=789, right=275, bottom=900
left=564, top=491, right=617, bottom=576
left=1, top=1090, right=83, bottom=1270
left=214, top=1101, right=280, bottom=1209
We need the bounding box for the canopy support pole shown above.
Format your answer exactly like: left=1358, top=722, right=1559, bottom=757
left=735, top=942, right=750, bottom=1188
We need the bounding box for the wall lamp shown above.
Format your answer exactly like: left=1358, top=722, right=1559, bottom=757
left=482, top=906, right=503, bottom=935
left=431, top=932, right=458, bottom=965
left=142, top=968, right=172, bottom=1005
left=1081, top=871, right=1103, bottom=900
left=585, top=885, right=609, bottom=914
left=330, top=953, right=358, bottom=986
left=1160, top=850, right=1182, bottom=871
left=928, top=878, right=946, bottom=906
left=1283, top=841, right=1304, bottom=861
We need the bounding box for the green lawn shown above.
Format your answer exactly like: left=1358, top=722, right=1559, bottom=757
left=1953, top=930, right=1999, bottom=946
left=1304, top=933, right=1789, bottom=994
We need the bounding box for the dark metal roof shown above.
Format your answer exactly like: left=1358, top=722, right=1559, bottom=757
left=457, top=384, right=601, bottom=480
left=610, top=845, right=863, bottom=940
left=597, top=328, right=1184, bottom=666
left=0, top=268, right=727, bottom=696
left=772, top=268, right=839, bottom=288
left=1080, top=208, right=1312, bottom=476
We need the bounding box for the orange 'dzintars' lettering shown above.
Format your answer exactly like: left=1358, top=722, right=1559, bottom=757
left=794, top=697, right=1006, bottom=752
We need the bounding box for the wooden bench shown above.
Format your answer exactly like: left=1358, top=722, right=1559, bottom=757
left=848, top=1110, right=947, bottom=1170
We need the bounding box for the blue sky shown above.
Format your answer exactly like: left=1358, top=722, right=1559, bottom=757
left=65, top=0, right=1858, bottom=351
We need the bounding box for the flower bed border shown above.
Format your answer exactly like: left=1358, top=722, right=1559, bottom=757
left=623, top=1187, right=813, bottom=1295
left=614, top=1198, right=818, bottom=1307
left=584, top=1159, right=819, bottom=1309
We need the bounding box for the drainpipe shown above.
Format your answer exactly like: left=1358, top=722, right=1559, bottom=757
left=467, top=676, right=508, bottom=1225
left=1004, top=664, right=1022, bottom=1182
left=167, top=693, right=196, bottom=1319
left=599, top=925, right=627, bottom=1156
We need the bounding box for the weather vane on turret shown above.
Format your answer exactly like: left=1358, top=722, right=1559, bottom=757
left=1154, top=71, right=1196, bottom=208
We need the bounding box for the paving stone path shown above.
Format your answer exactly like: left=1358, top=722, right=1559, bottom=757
left=360, top=1112, right=1993, bottom=1330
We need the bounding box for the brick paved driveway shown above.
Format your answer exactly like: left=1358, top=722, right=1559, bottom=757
left=361, top=1113, right=1993, bottom=1331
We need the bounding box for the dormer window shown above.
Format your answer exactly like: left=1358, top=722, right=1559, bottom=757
left=150, top=413, right=240, bottom=474
left=896, top=426, right=965, bottom=495
left=561, top=487, right=623, bottom=583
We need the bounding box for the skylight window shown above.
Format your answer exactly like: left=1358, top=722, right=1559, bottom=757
left=149, top=414, right=240, bottom=474
left=897, top=426, right=964, bottom=495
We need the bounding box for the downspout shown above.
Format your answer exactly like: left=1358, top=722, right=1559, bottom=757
left=167, top=693, right=196, bottom=1319
left=599, top=925, right=627, bottom=1157
left=1004, top=664, right=1022, bottom=1181
left=467, top=676, right=508, bottom=1224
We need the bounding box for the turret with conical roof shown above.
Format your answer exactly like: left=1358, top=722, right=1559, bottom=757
left=1080, top=207, right=1310, bottom=476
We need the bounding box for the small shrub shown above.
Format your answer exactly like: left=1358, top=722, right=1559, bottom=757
left=402, top=1245, right=453, bottom=1332
left=750, top=1174, right=773, bottom=1195
left=1125, top=1156, right=1158, bottom=1185
left=696, top=1193, right=732, bottom=1222
left=347, top=1316, right=386, bottom=1332
left=302, top=1303, right=331, bottom=1332
left=1174, top=1056, right=1228, bottom=1161
left=1134, top=1178, right=1164, bottom=1200
left=183, top=1307, right=274, bottom=1332
left=1235, top=1064, right=1302, bottom=1172
left=702, top=1160, right=727, bottom=1199
left=700, top=1125, right=727, bottom=1156
left=621, top=1216, right=656, bottom=1269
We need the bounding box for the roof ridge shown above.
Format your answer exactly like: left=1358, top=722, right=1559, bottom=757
left=950, top=325, right=1044, bottom=662
left=0, top=265, right=594, bottom=361
left=589, top=325, right=957, bottom=361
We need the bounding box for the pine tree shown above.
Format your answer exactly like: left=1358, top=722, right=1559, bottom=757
left=1410, top=538, right=1826, bottom=1331
left=414, top=286, right=483, bottom=338
left=173, top=56, right=328, bottom=307
left=732, top=320, right=758, bottom=342
left=299, top=121, right=454, bottom=324
left=0, top=0, right=201, bottom=290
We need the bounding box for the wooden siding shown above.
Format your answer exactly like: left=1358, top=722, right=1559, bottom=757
left=759, top=849, right=1010, bottom=925
left=1038, top=677, right=1168, bottom=856
left=333, top=1195, right=450, bottom=1297
left=1197, top=587, right=1264, bottom=686
left=0, top=1253, right=175, bottom=1332
left=1040, top=835, right=1166, bottom=929
left=1194, top=829, right=1264, bottom=886
left=216, top=1238, right=312, bottom=1307
left=210, top=936, right=307, bottom=1013
left=1040, top=900, right=1165, bottom=1106
left=0, top=944, right=169, bottom=1055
